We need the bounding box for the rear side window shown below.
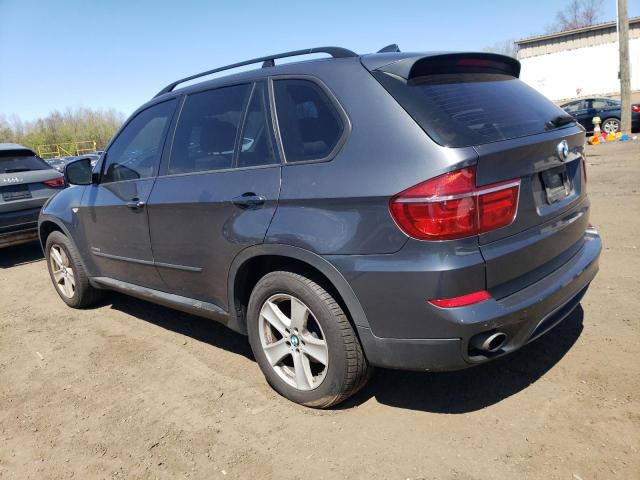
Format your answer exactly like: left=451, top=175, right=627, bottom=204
left=590, top=98, right=618, bottom=109
left=169, top=84, right=250, bottom=174
left=273, top=79, right=344, bottom=162
left=373, top=72, right=569, bottom=147
left=102, top=100, right=176, bottom=183
left=0, top=150, right=50, bottom=173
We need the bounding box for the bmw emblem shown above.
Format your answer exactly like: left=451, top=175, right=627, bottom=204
left=557, top=140, right=570, bottom=161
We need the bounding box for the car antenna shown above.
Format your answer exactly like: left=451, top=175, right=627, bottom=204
left=377, top=44, right=401, bottom=53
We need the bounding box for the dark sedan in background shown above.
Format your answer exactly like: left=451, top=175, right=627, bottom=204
left=1, top=143, right=65, bottom=248
left=560, top=97, right=640, bottom=134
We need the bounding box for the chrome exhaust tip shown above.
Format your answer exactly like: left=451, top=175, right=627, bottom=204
left=470, top=332, right=508, bottom=353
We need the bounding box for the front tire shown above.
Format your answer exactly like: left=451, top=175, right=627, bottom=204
left=247, top=271, right=370, bottom=408
left=45, top=231, right=104, bottom=308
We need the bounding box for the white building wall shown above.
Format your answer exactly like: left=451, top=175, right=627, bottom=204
left=518, top=38, right=640, bottom=101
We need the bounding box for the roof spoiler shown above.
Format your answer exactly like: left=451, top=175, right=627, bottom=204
left=374, top=53, right=521, bottom=79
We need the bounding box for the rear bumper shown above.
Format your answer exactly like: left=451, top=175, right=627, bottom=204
left=0, top=207, right=41, bottom=248
left=350, top=231, right=601, bottom=371
left=0, top=228, right=39, bottom=248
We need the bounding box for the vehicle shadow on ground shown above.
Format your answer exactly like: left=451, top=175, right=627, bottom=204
left=107, top=289, right=583, bottom=414
left=0, top=242, right=44, bottom=268
left=344, top=306, right=584, bottom=413
left=107, top=293, right=254, bottom=361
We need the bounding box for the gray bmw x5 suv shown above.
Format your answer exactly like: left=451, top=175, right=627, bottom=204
left=39, top=46, right=601, bottom=407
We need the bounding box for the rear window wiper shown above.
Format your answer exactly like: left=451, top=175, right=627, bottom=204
left=544, top=115, right=576, bottom=130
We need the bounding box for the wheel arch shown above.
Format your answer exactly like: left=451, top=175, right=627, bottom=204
left=38, top=216, right=72, bottom=250
left=227, top=244, right=370, bottom=335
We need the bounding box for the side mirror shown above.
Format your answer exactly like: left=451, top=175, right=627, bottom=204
left=64, top=158, right=93, bottom=185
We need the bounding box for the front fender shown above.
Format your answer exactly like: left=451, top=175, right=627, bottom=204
left=38, top=185, right=94, bottom=271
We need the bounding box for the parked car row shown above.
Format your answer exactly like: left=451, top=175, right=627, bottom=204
left=559, top=97, right=640, bottom=133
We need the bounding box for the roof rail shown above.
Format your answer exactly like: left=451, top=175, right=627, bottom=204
left=154, top=46, right=358, bottom=97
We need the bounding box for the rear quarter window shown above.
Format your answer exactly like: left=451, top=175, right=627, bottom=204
left=373, top=72, right=569, bottom=147
left=273, top=79, right=345, bottom=163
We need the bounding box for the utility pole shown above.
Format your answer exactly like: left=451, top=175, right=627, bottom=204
left=618, top=0, right=631, bottom=132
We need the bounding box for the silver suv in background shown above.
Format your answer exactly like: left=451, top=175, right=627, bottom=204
left=1, top=144, right=65, bottom=248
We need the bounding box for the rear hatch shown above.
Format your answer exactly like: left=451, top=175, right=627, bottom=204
left=365, top=53, right=589, bottom=297
left=0, top=148, right=64, bottom=232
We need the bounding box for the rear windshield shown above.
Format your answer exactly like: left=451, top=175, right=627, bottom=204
left=0, top=150, right=51, bottom=173
left=373, top=72, right=571, bottom=147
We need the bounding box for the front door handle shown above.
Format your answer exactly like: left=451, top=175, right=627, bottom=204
left=126, top=198, right=146, bottom=210
left=232, top=193, right=266, bottom=209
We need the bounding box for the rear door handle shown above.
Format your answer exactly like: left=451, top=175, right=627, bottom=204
left=232, top=193, right=266, bottom=209
left=126, top=198, right=146, bottom=210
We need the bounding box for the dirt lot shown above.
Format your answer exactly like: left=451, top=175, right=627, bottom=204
left=1, top=141, right=639, bottom=480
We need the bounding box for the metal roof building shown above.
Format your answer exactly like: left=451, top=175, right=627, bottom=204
left=516, top=17, right=640, bottom=103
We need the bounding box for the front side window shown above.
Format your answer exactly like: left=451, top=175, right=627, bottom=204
left=102, top=100, right=176, bottom=183
left=169, top=84, right=250, bottom=174
left=563, top=101, right=584, bottom=113
left=273, top=79, right=344, bottom=162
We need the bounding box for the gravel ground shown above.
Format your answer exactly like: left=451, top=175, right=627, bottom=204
left=0, top=141, right=638, bottom=480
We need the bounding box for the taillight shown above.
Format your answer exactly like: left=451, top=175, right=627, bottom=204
left=632, top=105, right=640, bottom=113
left=389, top=166, right=520, bottom=240
left=42, top=177, right=65, bottom=188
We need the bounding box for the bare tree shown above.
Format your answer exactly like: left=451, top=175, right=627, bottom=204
left=482, top=39, right=519, bottom=59
left=548, top=0, right=604, bottom=32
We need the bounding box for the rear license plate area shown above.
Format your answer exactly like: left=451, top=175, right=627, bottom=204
left=2, top=184, right=32, bottom=201
left=541, top=166, right=571, bottom=204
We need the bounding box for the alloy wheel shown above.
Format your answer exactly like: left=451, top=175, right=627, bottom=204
left=603, top=119, right=620, bottom=134
left=49, top=245, right=76, bottom=298
left=258, top=293, right=329, bottom=391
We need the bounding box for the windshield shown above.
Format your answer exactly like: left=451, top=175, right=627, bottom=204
left=373, top=72, right=572, bottom=147
left=0, top=150, right=51, bottom=173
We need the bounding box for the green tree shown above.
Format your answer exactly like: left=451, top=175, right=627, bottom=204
left=0, top=108, right=125, bottom=154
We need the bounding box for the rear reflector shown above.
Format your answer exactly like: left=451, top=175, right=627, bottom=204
left=430, top=290, right=492, bottom=308
left=389, top=166, right=520, bottom=240
left=632, top=105, right=640, bottom=113
left=42, top=177, right=64, bottom=188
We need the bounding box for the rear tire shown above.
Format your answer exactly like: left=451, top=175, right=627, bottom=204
left=247, top=271, right=370, bottom=408
left=602, top=117, right=620, bottom=134
left=45, top=231, right=104, bottom=308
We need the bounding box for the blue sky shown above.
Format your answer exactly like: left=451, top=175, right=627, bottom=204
left=1, top=0, right=638, bottom=121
